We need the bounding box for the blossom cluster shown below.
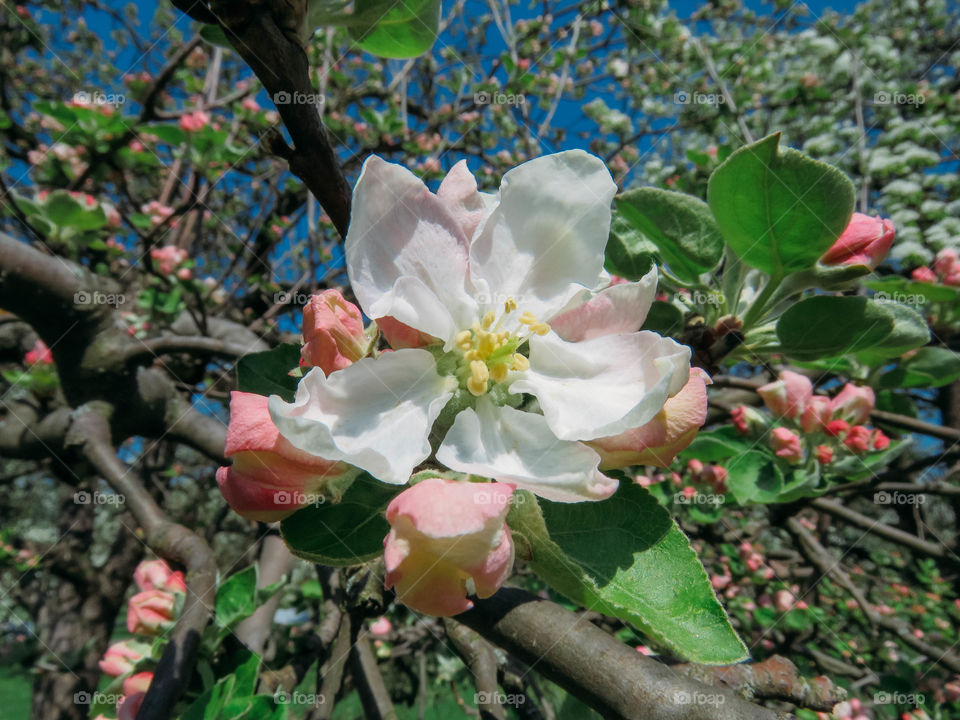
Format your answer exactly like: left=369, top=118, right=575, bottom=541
left=95, top=559, right=186, bottom=720
left=732, top=371, right=890, bottom=467
left=216, top=151, right=706, bottom=616
left=911, top=248, right=960, bottom=287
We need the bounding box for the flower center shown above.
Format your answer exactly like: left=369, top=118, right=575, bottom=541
left=453, top=297, right=548, bottom=397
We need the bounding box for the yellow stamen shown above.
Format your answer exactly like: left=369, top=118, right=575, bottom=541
left=467, top=376, right=488, bottom=396
left=470, top=360, right=489, bottom=383
left=504, top=297, right=517, bottom=313
left=482, top=310, right=496, bottom=329
left=511, top=353, right=530, bottom=371
left=530, top=322, right=551, bottom=336
left=455, top=330, right=473, bottom=350
left=519, top=311, right=538, bottom=325
left=491, top=363, right=509, bottom=382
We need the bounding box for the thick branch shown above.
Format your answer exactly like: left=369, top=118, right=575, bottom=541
left=445, top=620, right=505, bottom=720
left=459, top=588, right=788, bottom=720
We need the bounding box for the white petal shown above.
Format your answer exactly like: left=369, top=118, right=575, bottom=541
left=510, top=332, right=691, bottom=441
left=346, top=156, right=477, bottom=341
left=436, top=398, right=617, bottom=502
left=468, top=150, right=617, bottom=320
left=436, top=160, right=496, bottom=239
left=269, top=350, right=455, bottom=485
left=550, top=267, right=659, bottom=342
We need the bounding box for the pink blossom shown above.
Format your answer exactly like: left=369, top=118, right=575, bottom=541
left=816, top=444, right=834, bottom=465
left=134, top=559, right=186, bottom=594
left=800, top=396, right=833, bottom=433
left=831, top=383, right=874, bottom=425
left=24, top=339, right=53, bottom=365
left=216, top=392, right=353, bottom=522
left=911, top=266, right=937, bottom=283
left=770, top=427, right=804, bottom=463
left=300, top=290, right=370, bottom=374
left=844, top=425, right=872, bottom=454
left=150, top=245, right=188, bottom=275
left=384, top=478, right=515, bottom=617
left=820, top=212, right=895, bottom=269
left=179, top=110, right=210, bottom=132
left=872, top=429, right=891, bottom=451
left=369, top=617, right=392, bottom=637
left=241, top=97, right=260, bottom=112
left=757, top=371, right=813, bottom=420
left=98, top=640, right=146, bottom=677
left=126, top=590, right=177, bottom=635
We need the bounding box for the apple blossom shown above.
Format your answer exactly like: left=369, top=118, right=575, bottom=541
left=844, top=425, right=873, bottom=453
left=270, top=152, right=692, bottom=502
left=300, top=290, right=370, bottom=373
left=770, top=427, right=804, bottom=463
left=127, top=589, right=177, bottom=635
left=872, top=429, right=891, bottom=450
left=800, top=395, right=833, bottom=433
left=831, top=383, right=875, bottom=425
left=134, top=559, right=186, bottom=594
left=98, top=639, right=147, bottom=677
left=117, top=672, right=153, bottom=720
left=150, top=245, right=187, bottom=275
left=24, top=339, right=53, bottom=365
left=819, top=212, right=895, bottom=269
left=825, top=419, right=850, bottom=437
left=757, top=371, right=812, bottom=420
left=731, top=404, right=766, bottom=436
left=369, top=617, right=393, bottom=637
left=179, top=110, right=210, bottom=132
left=383, top=478, right=514, bottom=616
left=216, top=392, right=356, bottom=522
left=816, top=445, right=834, bottom=465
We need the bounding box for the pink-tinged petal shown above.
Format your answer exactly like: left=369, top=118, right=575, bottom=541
left=770, top=427, right=804, bottom=464
left=122, top=672, right=153, bottom=696
left=300, top=290, right=370, bottom=373
left=376, top=316, right=437, bottom=349
left=831, top=383, right=875, bottom=425
left=757, top=371, right=813, bottom=420
left=550, top=267, right=658, bottom=341
left=436, top=159, right=494, bottom=239
left=118, top=692, right=145, bottom=720
left=820, top=213, right=895, bottom=269
left=911, top=266, right=937, bottom=283
left=383, top=478, right=515, bottom=617
left=800, top=396, right=833, bottom=433
left=133, top=559, right=186, bottom=595
left=346, top=156, right=477, bottom=341
left=99, top=640, right=147, bottom=677
left=126, top=590, right=176, bottom=635
left=588, top=368, right=710, bottom=469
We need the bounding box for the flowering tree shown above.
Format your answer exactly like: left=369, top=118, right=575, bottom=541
left=1, top=1, right=959, bottom=720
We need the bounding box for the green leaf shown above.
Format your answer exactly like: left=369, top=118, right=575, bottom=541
left=237, top=344, right=301, bottom=401
left=216, top=566, right=258, bottom=630
left=776, top=296, right=894, bottom=360
left=866, top=276, right=960, bottom=304
left=147, top=124, right=187, bottom=146
left=510, top=485, right=748, bottom=664
left=43, top=190, right=106, bottom=232
left=349, top=0, right=441, bottom=58
left=199, top=24, right=233, bottom=49
left=639, top=301, right=683, bottom=337
left=280, top=474, right=398, bottom=565
left=615, top=188, right=723, bottom=283
left=707, top=133, right=855, bottom=276
left=680, top=426, right=755, bottom=462
left=724, top=450, right=784, bottom=504
left=603, top=210, right=657, bottom=281
left=879, top=347, right=960, bottom=389
left=854, top=302, right=929, bottom=363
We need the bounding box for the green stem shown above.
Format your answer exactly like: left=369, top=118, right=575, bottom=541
left=741, top=272, right=784, bottom=331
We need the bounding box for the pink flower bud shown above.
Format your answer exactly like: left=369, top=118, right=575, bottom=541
left=126, top=590, right=177, bottom=635
left=816, top=445, right=834, bottom=465
left=844, top=425, right=872, bottom=454
left=123, top=671, right=153, bottom=696
left=216, top=392, right=353, bottom=522
left=800, top=396, right=833, bottom=433
left=179, top=110, right=210, bottom=132
left=588, top=369, right=710, bottom=469
left=98, top=640, right=146, bottom=677
left=384, top=478, right=515, bottom=617
left=133, top=559, right=186, bottom=594
left=770, top=427, right=804, bottom=464
left=820, top=213, right=895, bottom=269
left=24, top=339, right=53, bottom=365
left=300, top=290, right=370, bottom=373
left=831, top=383, right=874, bottom=425
left=934, top=248, right=958, bottom=278
left=117, top=693, right=145, bottom=720
left=149, top=244, right=187, bottom=274
left=825, top=419, right=849, bottom=437
left=369, top=617, right=392, bottom=637
left=911, top=266, right=937, bottom=283
left=731, top=404, right=766, bottom=436
left=872, top=429, right=891, bottom=451
left=757, top=371, right=813, bottom=420
left=774, top=589, right=797, bottom=613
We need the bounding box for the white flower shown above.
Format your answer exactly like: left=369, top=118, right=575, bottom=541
left=270, top=151, right=691, bottom=502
